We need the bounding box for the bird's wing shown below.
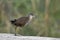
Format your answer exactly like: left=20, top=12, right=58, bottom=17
left=15, top=17, right=29, bottom=25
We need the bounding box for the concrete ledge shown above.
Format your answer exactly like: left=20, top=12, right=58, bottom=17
left=0, top=33, right=60, bottom=40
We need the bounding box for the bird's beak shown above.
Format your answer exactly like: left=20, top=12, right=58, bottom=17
left=33, top=16, right=36, bottom=19
left=33, top=16, right=35, bottom=18
left=33, top=15, right=37, bottom=18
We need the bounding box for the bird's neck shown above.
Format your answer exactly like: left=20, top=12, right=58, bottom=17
left=28, top=15, right=33, bottom=22
left=24, top=15, right=33, bottom=26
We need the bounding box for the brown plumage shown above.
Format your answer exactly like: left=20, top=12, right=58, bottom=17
left=10, top=13, right=35, bottom=36
left=14, top=17, right=29, bottom=27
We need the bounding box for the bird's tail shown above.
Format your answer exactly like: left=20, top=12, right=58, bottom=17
left=10, top=19, right=16, bottom=24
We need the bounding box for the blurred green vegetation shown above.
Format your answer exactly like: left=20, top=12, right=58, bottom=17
left=0, top=0, right=60, bottom=38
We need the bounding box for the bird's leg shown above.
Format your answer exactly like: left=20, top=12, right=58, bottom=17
left=15, top=26, right=21, bottom=36
left=15, top=26, right=17, bottom=36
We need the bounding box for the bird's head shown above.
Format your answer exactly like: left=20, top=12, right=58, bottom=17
left=28, top=12, right=35, bottom=21
left=28, top=12, right=35, bottom=18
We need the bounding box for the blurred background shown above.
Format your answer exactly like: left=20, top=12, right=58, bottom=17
left=0, top=0, right=60, bottom=38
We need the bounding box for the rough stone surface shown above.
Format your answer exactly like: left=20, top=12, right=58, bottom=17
left=0, top=33, right=60, bottom=40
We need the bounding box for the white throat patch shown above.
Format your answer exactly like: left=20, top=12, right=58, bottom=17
left=29, top=15, right=33, bottom=22
left=25, top=15, right=33, bottom=26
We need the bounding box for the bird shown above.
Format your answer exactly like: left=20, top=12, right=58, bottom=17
left=10, top=13, right=35, bottom=36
